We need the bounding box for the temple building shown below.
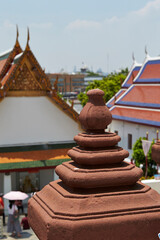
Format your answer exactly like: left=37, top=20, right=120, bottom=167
left=107, top=54, right=160, bottom=158
left=107, top=59, right=142, bottom=109
left=0, top=28, right=81, bottom=212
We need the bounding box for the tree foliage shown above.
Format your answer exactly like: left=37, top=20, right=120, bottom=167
left=132, top=137, right=157, bottom=177
left=78, top=68, right=129, bottom=106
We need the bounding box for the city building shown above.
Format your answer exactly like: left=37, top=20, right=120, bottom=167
left=47, top=73, right=85, bottom=96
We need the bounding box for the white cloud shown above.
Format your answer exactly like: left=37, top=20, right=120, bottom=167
left=134, top=0, right=160, bottom=16
left=29, top=22, right=53, bottom=29
left=66, top=19, right=101, bottom=31
left=63, top=0, right=160, bottom=72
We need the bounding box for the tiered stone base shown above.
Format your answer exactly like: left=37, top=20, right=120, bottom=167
left=28, top=180, right=160, bottom=240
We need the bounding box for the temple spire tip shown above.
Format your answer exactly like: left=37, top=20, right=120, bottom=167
left=25, top=27, right=30, bottom=51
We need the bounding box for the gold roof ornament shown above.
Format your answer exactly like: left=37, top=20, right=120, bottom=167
left=132, top=52, right=135, bottom=63
left=145, top=45, right=149, bottom=58
left=25, top=27, right=30, bottom=51
left=15, top=25, right=21, bottom=49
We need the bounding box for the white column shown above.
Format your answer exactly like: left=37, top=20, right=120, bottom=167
left=4, top=173, right=12, bottom=215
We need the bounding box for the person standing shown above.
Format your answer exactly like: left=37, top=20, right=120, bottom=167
left=7, top=200, right=21, bottom=238
left=0, top=194, right=5, bottom=226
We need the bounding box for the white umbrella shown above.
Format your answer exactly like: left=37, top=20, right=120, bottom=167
left=3, top=191, right=28, bottom=200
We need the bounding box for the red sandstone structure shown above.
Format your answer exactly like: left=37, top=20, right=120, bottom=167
left=28, top=89, right=160, bottom=240
left=152, top=140, right=160, bottom=164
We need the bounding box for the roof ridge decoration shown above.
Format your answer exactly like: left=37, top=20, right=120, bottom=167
left=25, top=27, right=30, bottom=51
left=121, top=57, right=141, bottom=89
left=15, top=25, right=19, bottom=48
left=133, top=55, right=160, bottom=85
left=0, top=25, right=22, bottom=81
left=132, top=52, right=136, bottom=64
left=2, top=49, right=52, bottom=92
left=145, top=45, right=150, bottom=59
left=49, top=90, right=79, bottom=122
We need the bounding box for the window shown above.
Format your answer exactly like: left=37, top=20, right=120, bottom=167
left=58, top=78, right=64, bottom=82
left=57, top=83, right=64, bottom=86
left=72, top=78, right=84, bottom=82
left=128, top=134, right=132, bottom=149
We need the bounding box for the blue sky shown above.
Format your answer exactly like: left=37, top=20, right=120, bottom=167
left=0, top=0, right=160, bottom=73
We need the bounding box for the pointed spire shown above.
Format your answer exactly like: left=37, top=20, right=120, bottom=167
left=27, top=27, right=30, bottom=43
left=15, top=25, right=20, bottom=47
left=16, top=25, right=19, bottom=40
left=145, top=45, right=149, bottom=58
left=132, top=52, right=136, bottom=63
left=25, top=27, right=30, bottom=51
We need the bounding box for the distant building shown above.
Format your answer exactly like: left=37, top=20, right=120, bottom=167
left=47, top=73, right=85, bottom=95
left=107, top=55, right=160, bottom=158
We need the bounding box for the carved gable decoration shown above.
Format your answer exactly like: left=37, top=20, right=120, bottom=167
left=9, top=63, right=42, bottom=91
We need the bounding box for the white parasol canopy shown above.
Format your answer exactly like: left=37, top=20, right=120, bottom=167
left=3, top=191, right=28, bottom=200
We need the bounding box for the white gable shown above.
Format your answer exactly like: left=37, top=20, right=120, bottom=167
left=0, top=96, right=79, bottom=146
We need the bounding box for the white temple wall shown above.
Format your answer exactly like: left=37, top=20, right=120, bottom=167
left=109, top=120, right=160, bottom=158
left=0, top=96, right=79, bottom=146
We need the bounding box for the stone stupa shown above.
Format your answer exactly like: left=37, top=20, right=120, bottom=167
left=28, top=89, right=160, bottom=240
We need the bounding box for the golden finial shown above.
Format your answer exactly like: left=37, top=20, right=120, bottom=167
left=15, top=25, right=20, bottom=47
left=132, top=52, right=135, bottom=63
left=145, top=45, right=149, bottom=58
left=25, top=27, right=30, bottom=51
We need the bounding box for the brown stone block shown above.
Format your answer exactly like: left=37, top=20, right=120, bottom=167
left=74, top=132, right=121, bottom=148
left=55, top=161, right=143, bottom=188
left=28, top=180, right=160, bottom=240
left=68, top=146, right=129, bottom=165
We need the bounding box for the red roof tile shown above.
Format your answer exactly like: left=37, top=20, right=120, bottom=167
left=106, top=89, right=126, bottom=108
left=116, top=85, right=160, bottom=108
left=1, top=64, right=16, bottom=86
left=111, top=106, right=160, bottom=127
left=122, top=65, right=141, bottom=88
left=0, top=59, right=7, bottom=74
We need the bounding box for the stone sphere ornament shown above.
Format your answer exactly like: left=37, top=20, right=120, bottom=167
left=79, top=89, right=112, bottom=132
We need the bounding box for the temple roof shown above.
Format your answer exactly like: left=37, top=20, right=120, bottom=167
left=109, top=55, right=160, bottom=127
left=134, top=56, right=160, bottom=84
left=115, top=84, right=160, bottom=108
left=0, top=49, right=12, bottom=61
left=106, top=89, right=126, bottom=108
left=111, top=105, right=160, bottom=127
left=0, top=49, right=13, bottom=74
left=0, top=28, right=79, bottom=122
left=106, top=60, right=141, bottom=109
left=121, top=62, right=141, bottom=88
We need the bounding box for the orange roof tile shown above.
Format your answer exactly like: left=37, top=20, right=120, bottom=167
left=1, top=64, right=16, bottom=86
left=0, top=59, right=7, bottom=74
left=0, top=148, right=70, bottom=164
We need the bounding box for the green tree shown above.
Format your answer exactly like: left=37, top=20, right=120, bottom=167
left=78, top=68, right=128, bottom=106
left=132, top=137, right=157, bottom=177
